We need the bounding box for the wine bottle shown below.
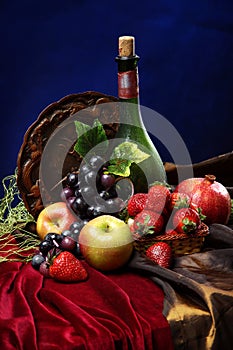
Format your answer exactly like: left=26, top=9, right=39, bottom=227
left=115, top=35, right=166, bottom=192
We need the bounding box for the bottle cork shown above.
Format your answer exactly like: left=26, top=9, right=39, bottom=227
left=118, top=36, right=135, bottom=57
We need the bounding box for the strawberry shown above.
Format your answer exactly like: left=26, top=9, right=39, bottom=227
left=169, top=192, right=190, bottom=211
left=169, top=192, right=206, bottom=220
left=127, top=193, right=148, bottom=217
left=145, top=184, right=171, bottom=214
left=132, top=209, right=164, bottom=236
left=49, top=251, right=88, bottom=282
left=172, top=207, right=201, bottom=234
left=146, top=242, right=172, bottom=268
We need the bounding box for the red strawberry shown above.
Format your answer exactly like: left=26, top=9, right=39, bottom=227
left=127, top=193, right=148, bottom=217
left=145, top=184, right=171, bottom=214
left=49, top=251, right=88, bottom=282
left=172, top=208, right=201, bottom=234
left=132, top=209, right=164, bottom=235
left=169, top=192, right=190, bottom=211
left=169, top=192, right=205, bottom=220
left=146, top=242, right=172, bottom=268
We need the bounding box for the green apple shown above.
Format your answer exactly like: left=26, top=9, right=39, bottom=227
left=79, top=215, right=133, bottom=271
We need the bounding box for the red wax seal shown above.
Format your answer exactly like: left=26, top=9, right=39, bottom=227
left=118, top=70, right=139, bottom=99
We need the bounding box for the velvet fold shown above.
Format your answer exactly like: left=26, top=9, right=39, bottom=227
left=0, top=258, right=173, bottom=350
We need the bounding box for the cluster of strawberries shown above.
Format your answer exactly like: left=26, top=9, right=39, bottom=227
left=127, top=182, right=205, bottom=268
left=128, top=182, right=203, bottom=236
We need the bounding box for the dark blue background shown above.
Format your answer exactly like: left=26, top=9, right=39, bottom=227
left=1, top=0, right=233, bottom=182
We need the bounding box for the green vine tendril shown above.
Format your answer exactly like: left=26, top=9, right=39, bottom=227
left=0, top=169, right=40, bottom=263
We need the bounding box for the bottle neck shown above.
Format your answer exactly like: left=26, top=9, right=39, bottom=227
left=115, top=55, right=143, bottom=129
left=115, top=55, right=140, bottom=102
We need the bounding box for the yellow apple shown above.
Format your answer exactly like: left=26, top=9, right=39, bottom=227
left=36, top=202, right=77, bottom=240
left=79, top=215, right=133, bottom=271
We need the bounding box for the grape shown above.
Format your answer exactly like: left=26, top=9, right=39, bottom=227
left=105, top=197, right=125, bottom=213
left=66, top=196, right=76, bottom=209
left=73, top=243, right=82, bottom=258
left=99, top=190, right=111, bottom=200
left=100, top=174, right=115, bottom=189
left=60, top=236, right=77, bottom=251
left=89, top=155, right=105, bottom=168
left=31, top=254, right=45, bottom=270
left=74, top=187, right=82, bottom=198
left=70, top=228, right=81, bottom=241
left=44, top=233, right=56, bottom=242
left=66, top=173, right=79, bottom=188
left=70, top=221, right=84, bottom=232
left=69, top=221, right=84, bottom=240
left=84, top=170, right=99, bottom=186
left=86, top=205, right=103, bottom=219
left=39, top=261, right=50, bottom=277
left=60, top=187, right=74, bottom=201
left=80, top=186, right=96, bottom=199
left=62, top=229, right=71, bottom=237
left=108, top=186, right=117, bottom=198
left=80, top=163, right=91, bottom=175
left=72, top=197, right=88, bottom=214
left=54, top=234, right=63, bottom=244
left=44, top=233, right=63, bottom=244
left=39, top=240, right=54, bottom=255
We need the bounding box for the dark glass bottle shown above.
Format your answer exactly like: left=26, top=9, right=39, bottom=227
left=115, top=36, right=166, bottom=192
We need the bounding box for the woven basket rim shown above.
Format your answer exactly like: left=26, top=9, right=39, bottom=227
left=133, top=222, right=209, bottom=243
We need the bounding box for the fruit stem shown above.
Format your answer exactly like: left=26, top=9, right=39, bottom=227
left=105, top=224, right=111, bottom=233
left=204, top=174, right=216, bottom=183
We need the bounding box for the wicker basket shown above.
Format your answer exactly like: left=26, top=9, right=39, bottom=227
left=16, top=91, right=119, bottom=219
left=133, top=223, right=209, bottom=257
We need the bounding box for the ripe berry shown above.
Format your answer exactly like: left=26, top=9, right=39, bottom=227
left=132, top=209, right=164, bottom=236
left=60, top=236, right=77, bottom=251
left=173, top=207, right=201, bottom=234
left=39, top=261, right=50, bottom=277
left=66, top=173, right=79, bottom=187
left=100, top=174, right=115, bottom=189
left=127, top=193, right=148, bottom=217
left=60, top=187, right=74, bottom=201
left=146, top=184, right=171, bottom=214
left=89, top=155, right=105, bottom=168
left=31, top=254, right=45, bottom=270
left=39, top=240, right=54, bottom=255
left=146, top=242, right=172, bottom=268
left=70, top=221, right=84, bottom=232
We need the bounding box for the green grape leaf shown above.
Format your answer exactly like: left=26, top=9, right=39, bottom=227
left=111, top=141, right=150, bottom=164
left=107, top=141, right=151, bottom=177
left=74, top=119, right=108, bottom=158
left=107, top=159, right=132, bottom=177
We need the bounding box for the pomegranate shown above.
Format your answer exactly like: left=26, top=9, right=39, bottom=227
left=174, top=175, right=231, bottom=225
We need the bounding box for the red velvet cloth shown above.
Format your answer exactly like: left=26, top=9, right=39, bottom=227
left=0, top=258, right=173, bottom=350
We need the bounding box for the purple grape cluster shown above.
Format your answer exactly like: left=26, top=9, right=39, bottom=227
left=60, top=155, right=134, bottom=221
left=31, top=221, right=84, bottom=275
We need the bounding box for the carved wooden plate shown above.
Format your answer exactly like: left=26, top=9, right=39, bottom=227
left=17, top=91, right=119, bottom=219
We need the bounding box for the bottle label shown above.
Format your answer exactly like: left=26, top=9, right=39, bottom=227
left=118, top=70, right=139, bottom=99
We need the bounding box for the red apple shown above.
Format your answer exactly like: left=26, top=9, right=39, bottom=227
left=36, top=202, right=77, bottom=240
left=79, top=215, right=133, bottom=271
